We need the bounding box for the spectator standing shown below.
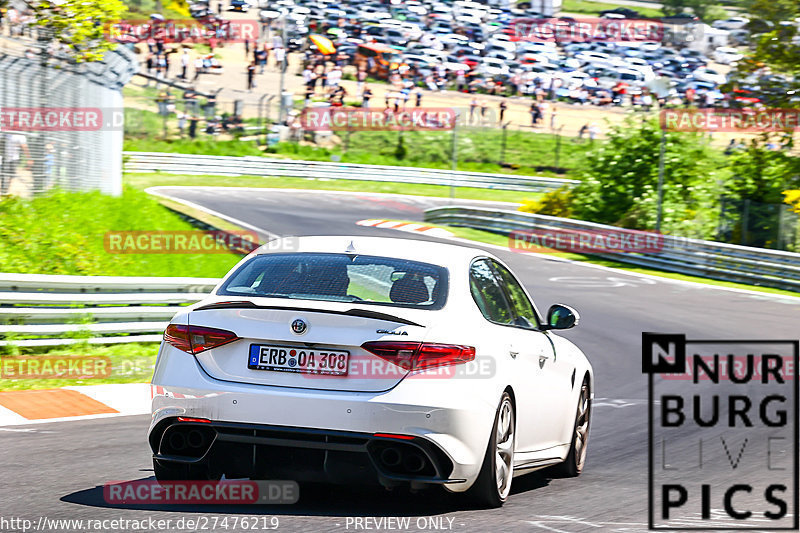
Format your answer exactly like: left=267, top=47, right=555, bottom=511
left=327, top=66, right=342, bottom=93
left=642, top=91, right=653, bottom=111
left=180, top=49, right=189, bottom=79
left=246, top=61, right=256, bottom=91
left=685, top=87, right=696, bottom=107
left=256, top=47, right=267, bottom=74
left=456, top=70, right=466, bottom=92
left=357, top=68, right=367, bottom=94
left=414, top=88, right=422, bottom=108
left=530, top=101, right=541, bottom=126
left=194, top=56, right=203, bottom=80
left=469, top=97, right=478, bottom=124
left=302, top=65, right=314, bottom=90
left=1, top=133, right=30, bottom=196
left=362, top=86, right=373, bottom=108
left=274, top=46, right=286, bottom=72
left=177, top=112, right=187, bottom=135
left=588, top=123, right=599, bottom=142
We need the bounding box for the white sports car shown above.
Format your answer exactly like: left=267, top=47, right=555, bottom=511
left=149, top=236, right=593, bottom=507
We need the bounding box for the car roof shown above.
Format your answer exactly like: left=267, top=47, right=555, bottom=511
left=255, top=235, right=490, bottom=266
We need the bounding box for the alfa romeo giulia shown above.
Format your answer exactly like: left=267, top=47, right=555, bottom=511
left=149, top=236, right=593, bottom=507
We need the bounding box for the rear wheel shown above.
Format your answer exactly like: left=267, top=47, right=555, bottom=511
left=467, top=392, right=515, bottom=508
left=554, top=380, right=591, bottom=477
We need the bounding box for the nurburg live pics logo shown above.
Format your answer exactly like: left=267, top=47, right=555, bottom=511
left=642, top=333, right=799, bottom=530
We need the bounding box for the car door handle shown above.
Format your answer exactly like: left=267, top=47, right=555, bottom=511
left=509, top=351, right=519, bottom=359
left=538, top=354, right=549, bottom=368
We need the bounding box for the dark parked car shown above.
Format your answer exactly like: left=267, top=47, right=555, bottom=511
left=599, top=8, right=641, bottom=19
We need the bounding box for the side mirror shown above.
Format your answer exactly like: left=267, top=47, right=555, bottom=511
left=544, top=304, right=579, bottom=330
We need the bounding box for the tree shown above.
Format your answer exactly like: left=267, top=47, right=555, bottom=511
left=661, top=0, right=716, bottom=20
left=725, top=138, right=800, bottom=203
left=745, top=0, right=800, bottom=74
left=30, top=0, right=126, bottom=62
left=569, top=118, right=724, bottom=238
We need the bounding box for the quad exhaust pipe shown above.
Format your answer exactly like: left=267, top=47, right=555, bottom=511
left=161, top=425, right=214, bottom=458
left=376, top=445, right=428, bottom=474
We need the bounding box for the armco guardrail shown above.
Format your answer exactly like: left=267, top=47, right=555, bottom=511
left=123, top=152, right=577, bottom=192
left=0, top=274, right=218, bottom=347
left=424, top=206, right=800, bottom=292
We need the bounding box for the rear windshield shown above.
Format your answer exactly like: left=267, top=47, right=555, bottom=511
left=218, top=253, right=448, bottom=310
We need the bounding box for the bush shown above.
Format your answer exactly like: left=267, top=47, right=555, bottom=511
left=519, top=187, right=573, bottom=218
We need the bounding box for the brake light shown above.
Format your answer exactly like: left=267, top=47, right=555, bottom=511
left=177, top=417, right=211, bottom=423
left=361, top=341, right=475, bottom=371
left=164, top=324, right=239, bottom=354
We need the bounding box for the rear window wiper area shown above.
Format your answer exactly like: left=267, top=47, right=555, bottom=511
left=193, top=301, right=423, bottom=327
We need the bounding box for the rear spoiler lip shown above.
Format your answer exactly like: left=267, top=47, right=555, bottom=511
left=193, top=300, right=425, bottom=328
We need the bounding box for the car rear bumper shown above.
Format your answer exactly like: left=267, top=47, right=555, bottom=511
left=150, top=419, right=465, bottom=490
left=150, top=343, right=499, bottom=491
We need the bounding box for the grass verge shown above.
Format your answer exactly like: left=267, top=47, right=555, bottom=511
left=122, top=103, right=595, bottom=178
left=561, top=0, right=663, bottom=18
left=0, top=187, right=242, bottom=277
left=0, top=343, right=158, bottom=391
left=127, top=172, right=539, bottom=204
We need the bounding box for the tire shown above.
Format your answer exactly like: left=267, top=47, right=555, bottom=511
left=553, top=379, right=591, bottom=478
left=467, top=392, right=515, bottom=508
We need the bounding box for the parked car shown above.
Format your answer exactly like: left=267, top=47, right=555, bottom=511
left=599, top=7, right=641, bottom=19
left=712, top=17, right=750, bottom=30
left=712, top=46, right=744, bottom=65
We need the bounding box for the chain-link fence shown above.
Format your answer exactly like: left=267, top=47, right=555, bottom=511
left=0, top=37, right=137, bottom=197
left=717, top=197, right=800, bottom=251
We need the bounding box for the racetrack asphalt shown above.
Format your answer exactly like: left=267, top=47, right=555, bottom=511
left=2, top=187, right=798, bottom=532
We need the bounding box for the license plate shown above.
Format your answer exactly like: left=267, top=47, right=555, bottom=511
left=248, top=344, right=349, bottom=376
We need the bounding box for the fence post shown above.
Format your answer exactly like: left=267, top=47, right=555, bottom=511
left=554, top=125, right=564, bottom=170
left=450, top=112, right=459, bottom=200
left=741, top=199, right=750, bottom=246
left=500, top=123, right=508, bottom=165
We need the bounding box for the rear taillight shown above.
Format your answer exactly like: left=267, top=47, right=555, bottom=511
left=164, top=324, right=239, bottom=354
left=361, top=341, right=475, bottom=372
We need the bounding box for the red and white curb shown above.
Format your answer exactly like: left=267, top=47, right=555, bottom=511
left=357, top=219, right=453, bottom=237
